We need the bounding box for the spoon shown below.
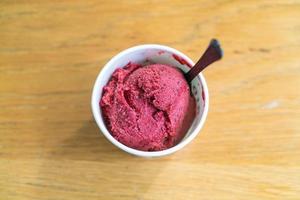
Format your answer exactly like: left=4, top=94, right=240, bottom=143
left=184, top=39, right=223, bottom=83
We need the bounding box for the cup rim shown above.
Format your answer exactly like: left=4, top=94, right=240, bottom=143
left=91, top=44, right=209, bottom=157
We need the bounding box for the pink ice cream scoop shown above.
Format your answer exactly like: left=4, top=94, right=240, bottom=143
left=100, top=62, right=195, bottom=151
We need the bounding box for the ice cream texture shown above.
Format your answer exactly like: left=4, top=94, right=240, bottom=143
left=100, top=62, right=196, bottom=151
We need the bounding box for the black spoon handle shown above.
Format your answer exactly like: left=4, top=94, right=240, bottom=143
left=185, top=39, right=223, bottom=83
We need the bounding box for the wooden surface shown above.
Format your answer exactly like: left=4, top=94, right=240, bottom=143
left=1, top=1, right=300, bottom=199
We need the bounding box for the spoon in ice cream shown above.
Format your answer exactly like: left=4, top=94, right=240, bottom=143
left=184, top=39, right=223, bottom=83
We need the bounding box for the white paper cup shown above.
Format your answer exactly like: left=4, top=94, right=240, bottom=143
left=91, top=44, right=209, bottom=157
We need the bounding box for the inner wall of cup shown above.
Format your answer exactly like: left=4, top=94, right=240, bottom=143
left=98, top=47, right=205, bottom=143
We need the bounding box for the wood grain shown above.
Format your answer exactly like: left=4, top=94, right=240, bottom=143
left=1, top=0, right=300, bottom=199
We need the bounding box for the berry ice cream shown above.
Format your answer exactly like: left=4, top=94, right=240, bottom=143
left=100, top=62, right=195, bottom=151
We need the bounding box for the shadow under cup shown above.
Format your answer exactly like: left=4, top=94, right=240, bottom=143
left=91, top=44, right=209, bottom=157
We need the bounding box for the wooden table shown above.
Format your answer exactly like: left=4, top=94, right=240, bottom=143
left=1, top=1, right=300, bottom=199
